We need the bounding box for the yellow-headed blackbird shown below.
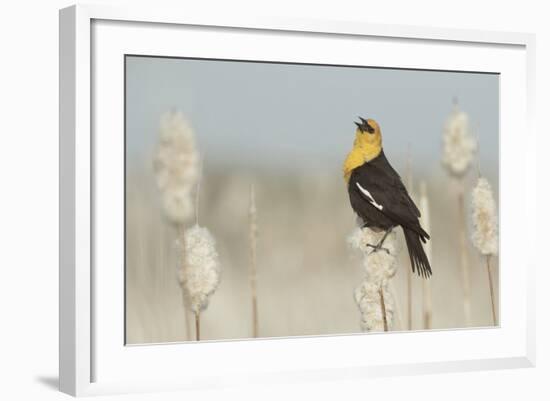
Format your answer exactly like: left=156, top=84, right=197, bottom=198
left=344, top=117, right=432, bottom=277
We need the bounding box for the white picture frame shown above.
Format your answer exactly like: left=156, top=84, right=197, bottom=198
left=59, top=4, right=536, bottom=397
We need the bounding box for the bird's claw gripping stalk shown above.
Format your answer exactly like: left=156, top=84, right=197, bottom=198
left=366, top=228, right=393, bottom=255
left=366, top=243, right=391, bottom=255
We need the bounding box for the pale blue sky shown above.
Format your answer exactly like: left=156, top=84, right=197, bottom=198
left=126, top=56, right=499, bottom=178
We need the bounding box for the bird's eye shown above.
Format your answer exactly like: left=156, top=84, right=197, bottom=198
left=355, top=118, right=376, bottom=134
left=365, top=123, right=375, bottom=134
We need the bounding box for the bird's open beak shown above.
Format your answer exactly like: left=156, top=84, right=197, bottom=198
left=355, top=121, right=362, bottom=130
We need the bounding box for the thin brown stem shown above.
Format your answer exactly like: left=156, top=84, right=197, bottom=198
left=486, top=256, right=497, bottom=325
left=251, top=292, right=259, bottom=338
left=419, top=182, right=433, bottom=330
left=195, top=311, right=200, bottom=341
left=458, top=185, right=472, bottom=325
left=422, top=280, right=433, bottom=330
left=475, top=132, right=482, bottom=179
left=249, top=185, right=259, bottom=338
left=379, top=288, right=388, bottom=332
left=407, top=269, right=412, bottom=330
left=405, top=146, right=413, bottom=331
left=195, top=155, right=203, bottom=226
left=180, top=292, right=192, bottom=341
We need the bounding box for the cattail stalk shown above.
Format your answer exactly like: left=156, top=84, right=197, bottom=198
left=471, top=177, right=498, bottom=325
left=419, top=181, right=433, bottom=329
left=350, top=228, right=399, bottom=332
left=248, top=185, right=259, bottom=338
left=441, top=100, right=476, bottom=326
left=406, top=267, right=412, bottom=330
left=177, top=225, right=221, bottom=341
left=176, top=155, right=222, bottom=342
left=422, top=275, right=433, bottom=329
left=153, top=111, right=200, bottom=341
left=486, top=256, right=496, bottom=325
left=194, top=155, right=203, bottom=225
left=379, top=289, right=388, bottom=332
left=195, top=311, right=200, bottom=341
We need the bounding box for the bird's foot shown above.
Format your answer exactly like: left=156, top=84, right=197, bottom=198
left=366, top=243, right=390, bottom=255
left=365, top=228, right=393, bottom=255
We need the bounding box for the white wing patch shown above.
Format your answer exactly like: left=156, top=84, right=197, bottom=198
left=356, top=182, right=384, bottom=211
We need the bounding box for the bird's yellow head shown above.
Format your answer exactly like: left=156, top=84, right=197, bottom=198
left=353, top=117, right=382, bottom=152
left=343, top=117, right=383, bottom=182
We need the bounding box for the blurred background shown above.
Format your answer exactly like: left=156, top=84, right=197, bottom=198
left=125, top=55, right=499, bottom=344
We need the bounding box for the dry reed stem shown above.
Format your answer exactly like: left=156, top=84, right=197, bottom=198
left=422, top=280, right=433, bottom=329
left=406, top=270, right=412, bottom=330
left=194, top=155, right=203, bottom=225
left=195, top=311, right=200, bottom=341
left=471, top=175, right=498, bottom=325
left=486, top=256, right=497, bottom=325
left=405, top=147, right=413, bottom=330
left=379, top=288, right=388, bottom=332
left=458, top=185, right=472, bottom=325
left=419, top=182, right=433, bottom=330
left=248, top=185, right=259, bottom=338
left=180, top=291, right=192, bottom=340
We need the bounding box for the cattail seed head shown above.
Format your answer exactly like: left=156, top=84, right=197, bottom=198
left=349, top=227, right=399, bottom=332
left=441, top=104, right=476, bottom=177
left=354, top=283, right=394, bottom=332
left=471, top=177, right=498, bottom=256
left=177, top=224, right=221, bottom=314
left=348, top=228, right=398, bottom=284
left=153, top=111, right=199, bottom=224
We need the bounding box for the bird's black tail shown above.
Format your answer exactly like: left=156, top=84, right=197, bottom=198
left=403, top=228, right=432, bottom=278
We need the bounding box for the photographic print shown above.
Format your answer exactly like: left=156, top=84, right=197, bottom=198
left=125, top=55, right=499, bottom=343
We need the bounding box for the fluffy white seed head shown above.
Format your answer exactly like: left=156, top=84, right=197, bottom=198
left=471, top=177, right=498, bottom=256
left=354, top=282, right=395, bottom=332
left=348, top=228, right=398, bottom=284
left=153, top=111, right=199, bottom=225
left=349, top=227, right=399, bottom=331
left=177, top=225, right=221, bottom=314
left=441, top=105, right=476, bottom=177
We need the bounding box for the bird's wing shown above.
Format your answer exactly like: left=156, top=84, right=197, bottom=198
left=349, top=151, right=422, bottom=230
